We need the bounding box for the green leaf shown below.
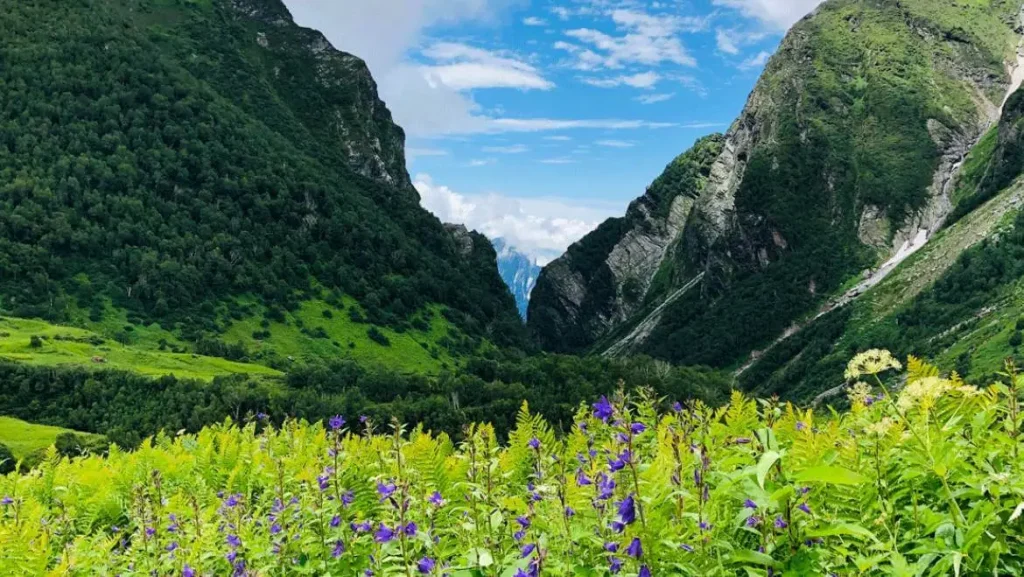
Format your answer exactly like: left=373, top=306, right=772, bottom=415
left=806, top=523, right=878, bottom=542
left=794, top=466, right=867, bottom=486
left=729, top=549, right=780, bottom=567
left=756, top=450, right=781, bottom=489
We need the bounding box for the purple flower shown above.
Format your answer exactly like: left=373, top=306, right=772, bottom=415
left=734, top=437, right=752, bottom=445
left=639, top=566, right=652, bottom=577
left=330, top=516, right=341, bottom=528
left=417, top=557, right=436, bottom=574
left=608, top=457, right=626, bottom=472
left=800, top=486, right=811, bottom=495
left=521, top=543, right=536, bottom=558
left=609, top=557, right=623, bottom=574
left=617, top=494, right=636, bottom=525
left=626, top=537, right=643, bottom=558
left=798, top=502, right=811, bottom=514
left=360, top=415, right=369, bottom=423
left=796, top=421, right=807, bottom=431
left=226, top=534, right=241, bottom=548
left=256, top=412, right=269, bottom=420
left=516, top=516, right=531, bottom=529
left=226, top=550, right=237, bottom=564
left=564, top=506, right=575, bottom=518
left=514, top=571, right=529, bottom=577
left=774, top=515, right=788, bottom=530
left=182, top=565, right=195, bottom=577
left=374, top=524, right=395, bottom=543
left=342, top=491, right=355, bottom=507
left=351, top=521, right=372, bottom=533
left=377, top=482, right=397, bottom=501
left=271, top=523, right=282, bottom=534
left=576, top=469, right=592, bottom=486
left=528, top=437, right=541, bottom=450
left=603, top=542, right=619, bottom=553
left=680, top=543, right=694, bottom=552
left=403, top=522, right=418, bottom=536
left=699, top=521, right=711, bottom=531
left=610, top=521, right=625, bottom=533
left=145, top=527, right=156, bottom=538
left=329, top=415, right=345, bottom=430
left=596, top=473, right=616, bottom=500
left=593, top=396, right=614, bottom=422
left=616, top=432, right=630, bottom=444
left=672, top=402, right=683, bottom=412
left=225, top=494, right=241, bottom=508
left=332, top=540, right=345, bottom=558
left=166, top=541, right=178, bottom=552
left=744, top=499, right=758, bottom=509
left=513, top=530, right=526, bottom=542
left=630, top=423, right=646, bottom=435
left=428, top=491, right=444, bottom=507
left=318, top=475, right=330, bottom=492
left=746, top=516, right=761, bottom=528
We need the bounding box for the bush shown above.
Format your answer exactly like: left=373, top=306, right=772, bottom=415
left=366, top=326, right=391, bottom=347
left=28, top=335, right=42, bottom=348
left=1011, top=330, right=1022, bottom=348
left=54, top=432, right=83, bottom=457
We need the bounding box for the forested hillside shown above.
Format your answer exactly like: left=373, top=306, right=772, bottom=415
left=0, top=0, right=525, bottom=359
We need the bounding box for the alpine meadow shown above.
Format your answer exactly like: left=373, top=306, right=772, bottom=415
left=4, top=0, right=1024, bottom=576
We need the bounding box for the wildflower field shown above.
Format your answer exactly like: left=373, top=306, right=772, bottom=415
left=2, top=352, right=1024, bottom=576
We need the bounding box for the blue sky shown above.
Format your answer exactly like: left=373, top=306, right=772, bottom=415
left=284, top=0, right=824, bottom=262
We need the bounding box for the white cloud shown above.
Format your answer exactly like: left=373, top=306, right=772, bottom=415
left=407, top=147, right=450, bottom=159
left=482, top=144, right=530, bottom=154
left=716, top=28, right=769, bottom=56
left=468, top=158, right=497, bottom=167
left=596, top=139, right=635, bottom=148
left=712, top=0, right=825, bottom=30
left=635, top=93, right=674, bottom=104
left=420, top=42, right=554, bottom=91
left=544, top=135, right=573, bottom=141
left=561, top=8, right=700, bottom=70
left=739, top=50, right=772, bottom=70
left=581, top=71, right=661, bottom=89
left=415, top=173, right=621, bottom=262
left=523, top=16, right=547, bottom=26
left=716, top=29, right=741, bottom=55
left=540, top=157, right=576, bottom=164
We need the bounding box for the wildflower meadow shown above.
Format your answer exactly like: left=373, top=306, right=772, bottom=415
left=2, top=351, right=1024, bottom=575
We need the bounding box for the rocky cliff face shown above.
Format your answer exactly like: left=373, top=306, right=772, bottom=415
left=528, top=135, right=724, bottom=352
left=221, top=0, right=413, bottom=192
left=529, top=0, right=1022, bottom=366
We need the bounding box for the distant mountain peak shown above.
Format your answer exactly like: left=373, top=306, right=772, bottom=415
left=492, top=239, right=542, bottom=320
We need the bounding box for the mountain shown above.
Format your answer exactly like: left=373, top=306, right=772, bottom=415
left=529, top=0, right=1024, bottom=372
left=741, top=83, right=1024, bottom=401
left=492, top=239, right=542, bottom=319
left=0, top=0, right=525, bottom=368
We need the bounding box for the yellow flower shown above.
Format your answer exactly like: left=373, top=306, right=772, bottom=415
left=845, top=349, right=902, bottom=380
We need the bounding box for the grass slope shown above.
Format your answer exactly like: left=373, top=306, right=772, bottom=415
left=0, top=317, right=280, bottom=381
left=220, top=298, right=461, bottom=374
left=0, top=416, right=99, bottom=459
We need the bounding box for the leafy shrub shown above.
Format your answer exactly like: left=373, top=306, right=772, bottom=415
left=366, top=327, right=391, bottom=347
left=28, top=336, right=42, bottom=349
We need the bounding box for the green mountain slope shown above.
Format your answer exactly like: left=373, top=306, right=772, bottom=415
left=0, top=0, right=525, bottom=370
left=741, top=85, right=1024, bottom=401
left=528, top=0, right=1022, bottom=369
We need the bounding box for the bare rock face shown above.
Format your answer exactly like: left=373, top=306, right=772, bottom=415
left=528, top=135, right=725, bottom=352
left=227, top=0, right=412, bottom=192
